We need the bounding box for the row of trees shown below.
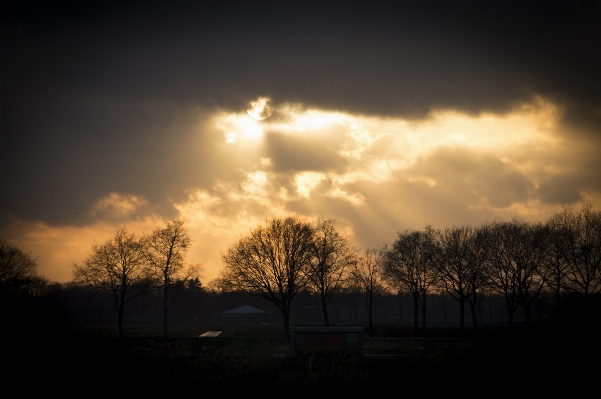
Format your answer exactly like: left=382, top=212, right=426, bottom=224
left=2, top=203, right=598, bottom=341
left=71, top=220, right=197, bottom=338
left=381, top=202, right=601, bottom=335
left=216, top=203, right=600, bottom=340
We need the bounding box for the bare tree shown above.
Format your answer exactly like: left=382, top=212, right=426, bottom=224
left=542, top=216, right=572, bottom=320
left=73, top=228, right=151, bottom=337
left=382, top=227, right=438, bottom=336
left=220, top=216, right=315, bottom=342
left=0, top=241, right=47, bottom=319
left=348, top=248, right=387, bottom=337
left=546, top=202, right=601, bottom=297
left=307, top=218, right=358, bottom=326
left=143, top=219, right=191, bottom=339
left=481, top=219, right=548, bottom=327
left=435, top=224, right=488, bottom=333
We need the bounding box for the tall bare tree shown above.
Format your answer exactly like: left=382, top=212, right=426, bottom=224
left=481, top=219, right=548, bottom=327
left=143, top=220, right=191, bottom=339
left=547, top=202, right=601, bottom=297
left=382, top=226, right=439, bottom=336
left=542, top=216, right=572, bottom=320
left=73, top=228, right=151, bottom=337
left=307, top=218, right=358, bottom=326
left=435, top=224, right=488, bottom=333
left=220, top=216, right=315, bottom=342
left=348, top=248, right=387, bottom=337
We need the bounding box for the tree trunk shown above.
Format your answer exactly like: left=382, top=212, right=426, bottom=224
left=118, top=302, right=124, bottom=338
left=420, top=293, right=427, bottom=331
left=469, top=301, right=478, bottom=331
left=398, top=292, right=404, bottom=319
left=489, top=294, right=493, bottom=323
left=368, top=292, right=374, bottom=337
left=459, top=297, right=466, bottom=332
left=282, top=307, right=291, bottom=343
left=114, top=291, right=125, bottom=338
left=163, top=276, right=169, bottom=340
left=413, top=292, right=419, bottom=336
left=321, top=294, right=330, bottom=327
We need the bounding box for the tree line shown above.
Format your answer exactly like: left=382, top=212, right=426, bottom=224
left=1, top=203, right=599, bottom=341
left=1, top=220, right=196, bottom=338
left=72, top=220, right=198, bottom=338
left=215, top=202, right=600, bottom=340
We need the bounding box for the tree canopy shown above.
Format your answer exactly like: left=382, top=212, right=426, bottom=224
left=72, top=228, right=151, bottom=337
left=220, top=216, right=315, bottom=342
left=1, top=241, right=46, bottom=319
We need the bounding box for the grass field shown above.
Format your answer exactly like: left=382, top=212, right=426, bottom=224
left=5, top=320, right=597, bottom=395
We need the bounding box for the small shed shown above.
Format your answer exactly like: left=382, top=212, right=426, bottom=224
left=220, top=305, right=273, bottom=323
left=290, top=327, right=364, bottom=356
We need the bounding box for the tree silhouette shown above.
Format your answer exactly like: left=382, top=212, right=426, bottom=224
left=220, top=216, right=314, bottom=342
left=143, top=220, right=191, bottom=340
left=435, top=224, right=488, bottom=333
left=0, top=241, right=47, bottom=321
left=547, top=202, right=601, bottom=297
left=544, top=217, right=573, bottom=320
left=348, top=248, right=387, bottom=337
left=481, top=219, right=548, bottom=327
left=73, top=228, right=151, bottom=337
left=307, top=218, right=358, bottom=326
left=383, top=227, right=438, bottom=335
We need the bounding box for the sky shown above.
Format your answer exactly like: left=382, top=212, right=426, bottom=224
left=2, top=1, right=600, bottom=285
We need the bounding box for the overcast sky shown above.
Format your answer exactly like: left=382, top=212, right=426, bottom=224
left=2, top=1, right=600, bottom=284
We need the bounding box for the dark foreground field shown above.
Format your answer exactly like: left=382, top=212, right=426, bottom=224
left=5, top=320, right=598, bottom=395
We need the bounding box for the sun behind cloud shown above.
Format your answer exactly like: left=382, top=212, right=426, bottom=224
left=247, top=96, right=275, bottom=120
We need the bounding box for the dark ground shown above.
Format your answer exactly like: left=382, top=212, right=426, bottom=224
left=4, top=319, right=598, bottom=395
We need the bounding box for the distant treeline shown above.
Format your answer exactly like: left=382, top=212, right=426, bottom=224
left=22, top=282, right=601, bottom=327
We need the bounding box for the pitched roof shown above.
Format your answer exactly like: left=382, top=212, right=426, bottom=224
left=222, top=305, right=270, bottom=314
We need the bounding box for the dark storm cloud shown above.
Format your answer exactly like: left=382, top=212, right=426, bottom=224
left=537, top=144, right=601, bottom=205
left=4, top=1, right=599, bottom=114
left=0, top=91, right=221, bottom=225
left=2, top=0, right=600, bottom=227
left=538, top=174, right=584, bottom=205
left=264, top=132, right=347, bottom=172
